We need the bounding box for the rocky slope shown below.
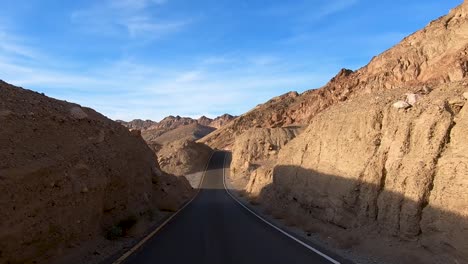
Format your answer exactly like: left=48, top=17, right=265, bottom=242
left=119, top=115, right=236, bottom=182
left=120, top=115, right=234, bottom=177
left=140, top=122, right=214, bottom=180
left=230, top=127, right=303, bottom=188
left=242, top=82, right=468, bottom=263
left=155, top=139, right=213, bottom=177
left=115, top=119, right=157, bottom=131
left=228, top=2, right=468, bottom=263
left=142, top=123, right=215, bottom=144
left=130, top=115, right=235, bottom=180
left=207, top=114, right=236, bottom=129
left=0, top=81, right=193, bottom=264
left=202, top=1, right=468, bottom=149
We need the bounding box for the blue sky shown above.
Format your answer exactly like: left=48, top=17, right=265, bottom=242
left=0, top=0, right=462, bottom=121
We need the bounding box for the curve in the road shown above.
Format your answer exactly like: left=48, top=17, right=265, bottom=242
left=221, top=153, right=341, bottom=264
left=114, top=151, right=346, bottom=264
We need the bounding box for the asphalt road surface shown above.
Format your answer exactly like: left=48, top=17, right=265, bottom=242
left=122, top=151, right=342, bottom=264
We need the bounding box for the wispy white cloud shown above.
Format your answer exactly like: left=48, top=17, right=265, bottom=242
left=0, top=29, right=42, bottom=60
left=122, top=16, right=189, bottom=38
left=249, top=55, right=279, bottom=66
left=175, top=70, right=204, bottom=83
left=110, top=0, right=167, bottom=10
left=261, top=0, right=359, bottom=20
left=0, top=47, right=336, bottom=121
left=315, top=0, right=359, bottom=19
left=70, top=0, right=188, bottom=39
left=0, top=24, right=337, bottom=121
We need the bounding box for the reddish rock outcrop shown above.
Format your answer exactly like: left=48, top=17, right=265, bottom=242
left=202, top=2, right=468, bottom=150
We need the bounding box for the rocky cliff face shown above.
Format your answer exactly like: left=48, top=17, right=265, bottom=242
left=202, top=1, right=468, bottom=150
left=208, top=114, right=236, bottom=129
left=230, top=127, right=303, bottom=186
left=200, top=92, right=301, bottom=149
left=130, top=115, right=234, bottom=179
left=228, top=2, right=468, bottom=263
left=155, top=139, right=213, bottom=177
left=244, top=83, right=467, bottom=262
left=141, top=123, right=214, bottom=181
left=116, top=119, right=157, bottom=130
left=0, top=81, right=193, bottom=264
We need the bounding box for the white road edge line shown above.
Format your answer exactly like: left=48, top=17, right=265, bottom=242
left=112, top=151, right=215, bottom=264
left=222, top=152, right=341, bottom=264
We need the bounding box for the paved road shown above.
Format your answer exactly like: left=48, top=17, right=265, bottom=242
left=122, top=151, right=341, bottom=264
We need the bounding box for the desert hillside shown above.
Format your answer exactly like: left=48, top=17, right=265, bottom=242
left=118, top=113, right=236, bottom=133
left=141, top=123, right=214, bottom=179
left=119, top=115, right=234, bottom=181
left=226, top=2, right=468, bottom=263
left=202, top=1, right=468, bottom=150
left=0, top=81, right=193, bottom=264
left=155, top=139, right=213, bottom=177
left=142, top=122, right=215, bottom=144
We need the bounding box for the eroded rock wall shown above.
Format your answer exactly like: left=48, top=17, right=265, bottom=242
left=0, top=81, right=193, bottom=263
left=155, top=139, right=213, bottom=177
left=240, top=83, right=467, bottom=262
left=230, top=127, right=303, bottom=187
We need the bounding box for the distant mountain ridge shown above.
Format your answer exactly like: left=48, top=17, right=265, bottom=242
left=117, top=113, right=236, bottom=131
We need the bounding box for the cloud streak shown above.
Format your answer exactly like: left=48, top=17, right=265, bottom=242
left=110, top=0, right=167, bottom=10
left=261, top=0, right=359, bottom=20
left=122, top=16, right=189, bottom=38
left=70, top=0, right=188, bottom=39
left=0, top=47, right=336, bottom=121
left=2, top=0, right=448, bottom=123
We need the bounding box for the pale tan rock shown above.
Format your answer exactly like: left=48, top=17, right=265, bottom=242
left=405, top=93, right=421, bottom=106
left=393, top=101, right=411, bottom=109
left=230, top=127, right=303, bottom=186
left=155, top=139, right=212, bottom=176
left=420, top=102, right=468, bottom=259
left=448, top=97, right=466, bottom=107
left=463, top=92, right=468, bottom=99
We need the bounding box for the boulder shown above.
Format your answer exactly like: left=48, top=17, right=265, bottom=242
left=393, top=101, right=411, bottom=109
left=69, top=106, right=88, bottom=120
left=406, top=93, right=421, bottom=106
